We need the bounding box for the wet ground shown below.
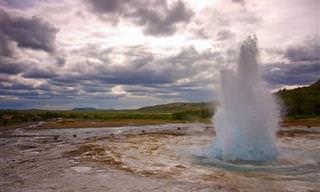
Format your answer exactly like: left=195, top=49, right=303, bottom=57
left=0, top=124, right=319, bottom=192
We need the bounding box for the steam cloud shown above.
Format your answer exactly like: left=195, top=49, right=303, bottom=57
left=210, top=35, right=280, bottom=162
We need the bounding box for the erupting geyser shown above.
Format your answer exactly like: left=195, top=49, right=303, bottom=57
left=211, top=35, right=280, bottom=162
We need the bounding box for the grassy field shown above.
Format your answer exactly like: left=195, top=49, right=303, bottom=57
left=1, top=105, right=320, bottom=130
left=0, top=102, right=214, bottom=129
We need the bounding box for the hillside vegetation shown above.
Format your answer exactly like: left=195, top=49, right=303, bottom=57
left=277, top=80, right=320, bottom=118
left=137, top=102, right=216, bottom=113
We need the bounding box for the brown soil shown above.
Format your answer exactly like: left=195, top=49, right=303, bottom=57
left=281, top=118, right=320, bottom=127
left=34, top=119, right=186, bottom=129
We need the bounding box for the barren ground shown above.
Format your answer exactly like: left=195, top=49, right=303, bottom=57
left=1, top=123, right=319, bottom=192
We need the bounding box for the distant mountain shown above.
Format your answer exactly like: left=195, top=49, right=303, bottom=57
left=137, top=102, right=216, bottom=113
left=72, top=107, right=97, bottom=111
left=277, top=80, right=320, bottom=117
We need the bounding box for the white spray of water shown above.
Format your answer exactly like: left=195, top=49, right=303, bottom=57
left=211, top=35, right=280, bottom=162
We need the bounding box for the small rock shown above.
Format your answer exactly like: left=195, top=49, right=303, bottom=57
left=176, top=164, right=186, bottom=168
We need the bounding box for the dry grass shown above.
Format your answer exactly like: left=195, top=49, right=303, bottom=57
left=34, top=119, right=186, bottom=129
left=281, top=118, right=320, bottom=127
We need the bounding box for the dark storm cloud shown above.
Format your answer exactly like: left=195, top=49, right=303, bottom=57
left=22, top=67, right=57, bottom=79
left=85, top=0, right=124, bottom=14
left=0, top=8, right=58, bottom=53
left=0, top=33, right=13, bottom=57
left=0, top=82, right=35, bottom=93
left=53, top=63, right=175, bottom=85
left=92, top=47, right=216, bottom=85
left=285, top=37, right=320, bottom=62
left=52, top=67, right=175, bottom=85
left=0, top=0, right=36, bottom=9
left=0, top=8, right=59, bottom=79
left=49, top=45, right=220, bottom=101
left=216, top=30, right=234, bottom=41
left=0, top=41, right=220, bottom=108
left=264, top=36, right=320, bottom=87
left=0, top=89, right=56, bottom=100
left=85, top=0, right=193, bottom=36
left=132, top=1, right=193, bottom=36
left=55, top=56, right=66, bottom=66
left=0, top=78, right=81, bottom=100
left=0, top=58, right=24, bottom=74
left=192, top=27, right=210, bottom=39
left=232, top=0, right=246, bottom=5
left=124, top=84, right=214, bottom=101
left=263, top=62, right=320, bottom=86
left=101, top=71, right=173, bottom=84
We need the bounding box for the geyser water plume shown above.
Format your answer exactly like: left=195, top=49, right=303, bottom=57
left=211, top=35, right=280, bottom=162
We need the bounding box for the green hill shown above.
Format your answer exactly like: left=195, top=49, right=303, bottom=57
left=137, top=102, right=215, bottom=122
left=72, top=107, right=97, bottom=111
left=277, top=80, right=320, bottom=117
left=137, top=102, right=216, bottom=113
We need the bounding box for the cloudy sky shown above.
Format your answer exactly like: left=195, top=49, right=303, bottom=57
left=0, top=0, right=319, bottom=109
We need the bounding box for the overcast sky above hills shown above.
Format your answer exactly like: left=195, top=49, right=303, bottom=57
left=0, top=0, right=319, bottom=109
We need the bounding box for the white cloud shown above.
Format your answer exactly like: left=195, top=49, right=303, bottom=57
left=111, top=85, right=127, bottom=95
